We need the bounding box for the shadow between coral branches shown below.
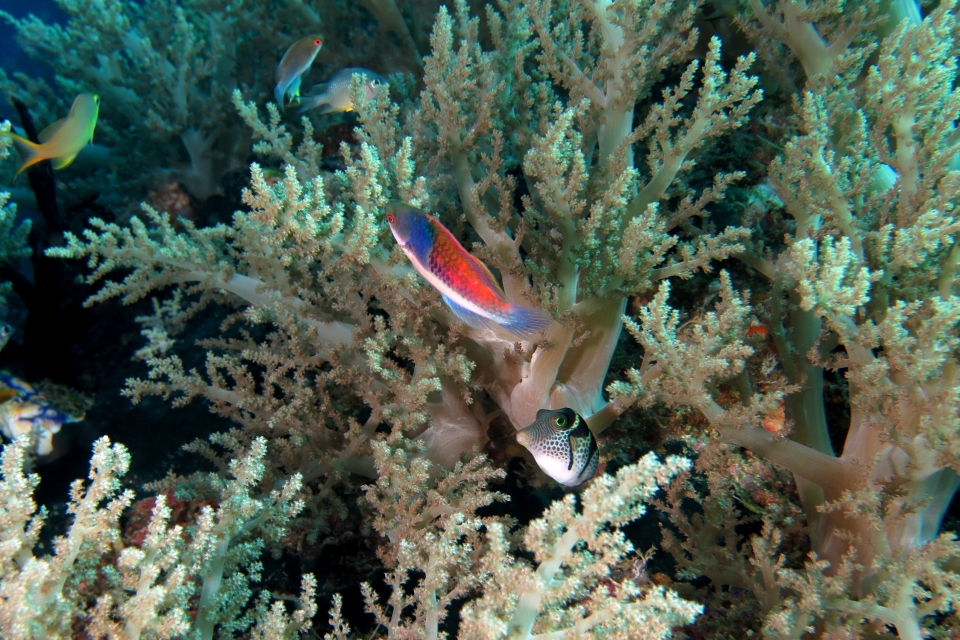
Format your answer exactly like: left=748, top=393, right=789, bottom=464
left=1, top=99, right=228, bottom=542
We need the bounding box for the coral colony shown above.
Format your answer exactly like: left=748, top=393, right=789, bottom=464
left=0, top=0, right=957, bottom=638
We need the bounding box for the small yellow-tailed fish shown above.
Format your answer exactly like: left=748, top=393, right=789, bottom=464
left=385, top=202, right=551, bottom=339
left=275, top=35, right=324, bottom=108
left=298, top=67, right=387, bottom=114
left=1, top=93, right=99, bottom=179
left=516, top=408, right=599, bottom=486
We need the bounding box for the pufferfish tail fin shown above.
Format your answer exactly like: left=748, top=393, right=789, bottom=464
left=0, top=131, right=47, bottom=179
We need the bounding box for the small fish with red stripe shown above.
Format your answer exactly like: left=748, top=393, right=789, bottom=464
left=385, top=202, right=551, bottom=340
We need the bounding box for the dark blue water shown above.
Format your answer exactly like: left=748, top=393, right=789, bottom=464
left=0, top=0, right=65, bottom=120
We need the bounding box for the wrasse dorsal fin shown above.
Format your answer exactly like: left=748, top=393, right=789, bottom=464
left=426, top=215, right=506, bottom=296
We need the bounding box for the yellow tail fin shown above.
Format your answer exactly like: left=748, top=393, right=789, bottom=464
left=0, top=131, right=46, bottom=180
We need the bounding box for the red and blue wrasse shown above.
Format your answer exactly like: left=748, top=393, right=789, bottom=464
left=385, top=202, right=551, bottom=340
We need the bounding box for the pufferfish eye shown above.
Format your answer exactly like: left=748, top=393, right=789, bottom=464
left=555, top=415, right=567, bottom=428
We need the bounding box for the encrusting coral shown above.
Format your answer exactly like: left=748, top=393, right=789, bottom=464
left=0, top=0, right=957, bottom=637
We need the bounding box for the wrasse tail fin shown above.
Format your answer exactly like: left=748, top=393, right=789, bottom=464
left=501, top=305, right=552, bottom=340
left=442, top=294, right=500, bottom=333
left=0, top=131, right=46, bottom=179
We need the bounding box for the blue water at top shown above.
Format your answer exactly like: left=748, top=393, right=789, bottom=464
left=0, top=0, right=67, bottom=121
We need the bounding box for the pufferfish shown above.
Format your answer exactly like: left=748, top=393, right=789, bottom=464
left=385, top=202, right=551, bottom=340
left=516, top=408, right=600, bottom=486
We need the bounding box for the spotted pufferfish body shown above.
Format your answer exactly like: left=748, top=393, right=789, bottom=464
left=516, top=408, right=599, bottom=486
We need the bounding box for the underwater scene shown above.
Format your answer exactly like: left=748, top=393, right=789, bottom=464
left=0, top=0, right=957, bottom=638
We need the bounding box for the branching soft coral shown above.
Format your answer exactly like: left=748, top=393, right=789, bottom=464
left=0, top=435, right=313, bottom=639
left=49, top=0, right=761, bottom=482
left=359, top=438, right=700, bottom=638
left=614, top=2, right=960, bottom=636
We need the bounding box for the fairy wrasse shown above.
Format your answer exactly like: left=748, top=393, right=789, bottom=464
left=385, top=202, right=551, bottom=340
left=1, top=93, right=99, bottom=179
left=275, top=35, right=324, bottom=107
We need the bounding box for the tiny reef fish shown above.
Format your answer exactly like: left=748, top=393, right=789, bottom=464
left=275, top=35, right=324, bottom=108
left=1, top=93, right=100, bottom=178
left=516, top=408, right=599, bottom=486
left=299, top=67, right=387, bottom=114
left=0, top=323, right=13, bottom=353
left=385, top=202, right=551, bottom=339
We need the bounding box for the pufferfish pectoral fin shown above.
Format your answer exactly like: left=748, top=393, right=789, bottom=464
left=565, top=433, right=599, bottom=484
left=568, top=418, right=600, bottom=483
left=580, top=445, right=599, bottom=484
